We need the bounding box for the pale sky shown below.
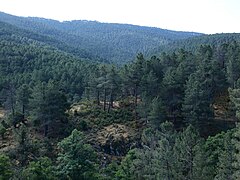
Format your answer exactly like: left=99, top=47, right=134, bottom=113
left=0, top=0, right=240, bottom=34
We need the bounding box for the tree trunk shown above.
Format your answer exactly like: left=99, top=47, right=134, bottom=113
left=103, top=88, right=107, bottom=111
left=97, top=90, right=100, bottom=105
left=44, top=121, right=48, bottom=137
left=22, top=104, right=25, bottom=119
left=10, top=90, right=15, bottom=115
left=108, top=90, right=113, bottom=113
left=134, top=84, right=138, bottom=120
left=166, top=161, right=171, bottom=180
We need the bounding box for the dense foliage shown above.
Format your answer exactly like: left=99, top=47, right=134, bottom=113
left=1, top=12, right=240, bottom=180
left=0, top=12, right=202, bottom=64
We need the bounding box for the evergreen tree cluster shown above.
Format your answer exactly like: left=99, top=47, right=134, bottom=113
left=1, top=12, right=240, bottom=180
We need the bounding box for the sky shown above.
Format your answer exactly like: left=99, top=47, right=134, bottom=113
left=0, top=0, right=240, bottom=34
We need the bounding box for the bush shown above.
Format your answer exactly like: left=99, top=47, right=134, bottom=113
left=0, top=123, right=6, bottom=139
left=22, top=157, right=56, bottom=180
left=0, top=153, right=13, bottom=180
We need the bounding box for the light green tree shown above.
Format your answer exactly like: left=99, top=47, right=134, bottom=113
left=56, top=129, right=99, bottom=180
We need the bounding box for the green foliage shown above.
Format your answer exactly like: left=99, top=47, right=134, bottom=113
left=204, top=132, right=226, bottom=179
left=0, top=123, right=7, bottom=139
left=11, top=126, right=40, bottom=166
left=72, top=101, right=134, bottom=128
left=215, top=131, right=235, bottom=180
left=1, top=12, right=240, bottom=180
left=153, top=33, right=240, bottom=56
left=173, top=125, right=204, bottom=179
left=79, top=119, right=88, bottom=131
left=56, top=129, right=99, bottom=180
left=232, top=123, right=240, bottom=179
left=229, top=88, right=240, bottom=119
left=31, top=82, right=70, bottom=136
left=116, top=149, right=137, bottom=180
left=226, top=42, right=240, bottom=88
left=0, top=153, right=13, bottom=180
left=148, top=96, right=166, bottom=129
left=0, top=12, right=201, bottom=64
left=116, top=123, right=208, bottom=180
left=182, top=46, right=216, bottom=132
left=16, top=84, right=31, bottom=116
left=22, top=157, right=56, bottom=180
left=100, top=161, right=119, bottom=180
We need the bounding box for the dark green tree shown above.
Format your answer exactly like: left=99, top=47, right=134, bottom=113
left=226, top=42, right=240, bottom=88
left=22, top=157, right=56, bottom=180
left=16, top=84, right=31, bottom=118
left=204, top=132, right=226, bottom=179
left=11, top=126, right=38, bottom=166
left=152, top=122, right=176, bottom=180
left=0, top=153, right=13, bottom=180
left=0, top=123, right=7, bottom=139
left=182, top=46, right=215, bottom=132
left=115, top=149, right=138, bottom=180
left=127, top=53, right=145, bottom=117
left=106, top=66, right=121, bottom=112
left=56, top=129, right=99, bottom=180
left=162, top=67, right=183, bottom=122
left=173, top=125, right=206, bottom=180
left=229, top=87, right=240, bottom=119
left=148, top=96, right=166, bottom=129
left=97, top=65, right=108, bottom=111
left=232, top=123, right=240, bottom=179
left=31, top=82, right=69, bottom=137
left=215, top=131, right=235, bottom=180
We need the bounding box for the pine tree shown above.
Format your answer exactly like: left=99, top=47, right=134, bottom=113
left=153, top=123, right=176, bottom=180
left=16, top=84, right=31, bottom=118
left=116, top=149, right=137, bottom=180
left=182, top=46, right=215, bottom=132
left=127, top=53, right=145, bottom=118
left=13, top=126, right=38, bottom=166
left=162, top=67, right=183, bottom=122
left=106, top=66, right=120, bottom=112
left=31, top=82, right=69, bottom=137
left=204, top=132, right=226, bottom=179
left=97, top=65, right=108, bottom=111
left=173, top=125, right=204, bottom=180
left=226, top=41, right=240, bottom=88
left=56, top=129, right=99, bottom=179
left=22, top=157, right=56, bottom=180
left=141, top=70, right=158, bottom=98
left=232, top=124, right=240, bottom=179
left=229, top=87, right=240, bottom=119
left=215, top=132, right=235, bottom=180
left=148, top=96, right=166, bottom=129
left=0, top=153, right=13, bottom=180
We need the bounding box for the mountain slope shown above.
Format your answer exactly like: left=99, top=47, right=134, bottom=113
left=0, top=23, right=99, bottom=102
left=150, top=33, right=240, bottom=56
left=0, top=20, right=99, bottom=61
left=0, top=12, right=202, bottom=64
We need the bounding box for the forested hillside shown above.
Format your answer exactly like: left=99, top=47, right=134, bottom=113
left=0, top=20, right=98, bottom=61
left=1, top=12, right=240, bottom=180
left=151, top=32, right=240, bottom=56
left=0, top=12, right=202, bottom=64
